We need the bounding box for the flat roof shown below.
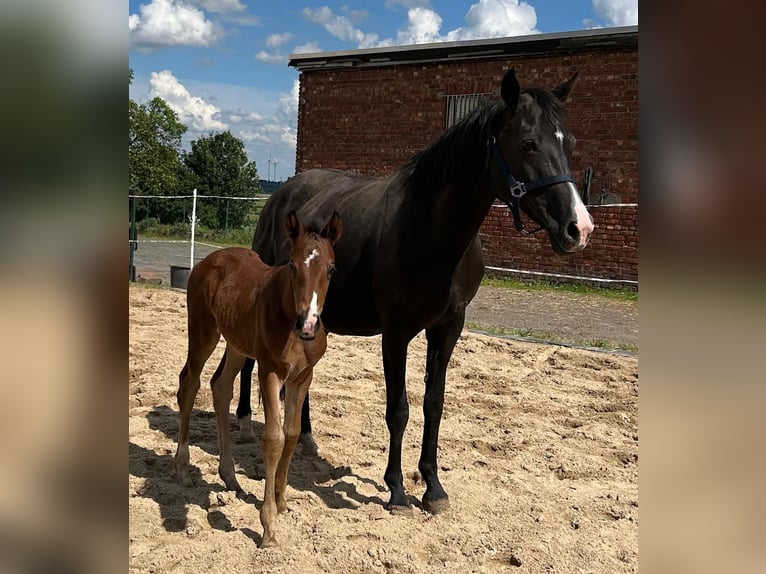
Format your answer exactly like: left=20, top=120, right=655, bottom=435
left=289, top=26, right=637, bottom=71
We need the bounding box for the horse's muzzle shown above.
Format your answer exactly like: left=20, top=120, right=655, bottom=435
left=296, top=313, right=321, bottom=340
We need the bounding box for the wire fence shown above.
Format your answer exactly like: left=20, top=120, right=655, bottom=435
left=129, top=191, right=638, bottom=287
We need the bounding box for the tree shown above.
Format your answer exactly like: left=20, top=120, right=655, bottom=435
left=184, top=131, right=262, bottom=229
left=129, top=70, right=188, bottom=223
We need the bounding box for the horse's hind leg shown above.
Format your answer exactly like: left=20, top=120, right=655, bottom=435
left=175, top=320, right=220, bottom=487
left=419, top=316, right=464, bottom=514
left=237, top=358, right=257, bottom=444
left=211, top=346, right=247, bottom=492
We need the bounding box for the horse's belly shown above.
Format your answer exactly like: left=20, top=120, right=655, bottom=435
left=321, top=288, right=381, bottom=336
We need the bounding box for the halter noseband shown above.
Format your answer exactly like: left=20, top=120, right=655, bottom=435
left=488, top=136, right=576, bottom=234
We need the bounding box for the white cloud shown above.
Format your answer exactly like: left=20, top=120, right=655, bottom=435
left=293, top=42, right=322, bottom=54
left=305, top=1, right=538, bottom=50
left=149, top=70, right=227, bottom=132
left=384, top=0, right=431, bottom=9
left=592, top=0, right=638, bottom=27
left=129, top=0, right=224, bottom=50
left=447, top=0, right=538, bottom=40
left=266, top=33, right=293, bottom=48
left=255, top=50, right=288, bottom=64
left=188, top=0, right=246, bottom=14
left=394, top=8, right=443, bottom=44
left=302, top=6, right=380, bottom=48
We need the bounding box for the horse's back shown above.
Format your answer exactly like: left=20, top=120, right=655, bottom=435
left=187, top=247, right=268, bottom=316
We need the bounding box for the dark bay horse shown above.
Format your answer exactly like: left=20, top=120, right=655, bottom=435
left=238, top=68, right=593, bottom=514
left=174, top=211, right=341, bottom=547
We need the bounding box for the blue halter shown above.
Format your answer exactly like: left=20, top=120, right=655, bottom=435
left=488, top=137, right=576, bottom=233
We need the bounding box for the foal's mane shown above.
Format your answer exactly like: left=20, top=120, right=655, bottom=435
left=399, top=86, right=565, bottom=196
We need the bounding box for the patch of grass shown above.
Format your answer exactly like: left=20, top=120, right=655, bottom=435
left=481, top=276, right=638, bottom=302
left=465, top=321, right=638, bottom=353
left=137, top=220, right=254, bottom=248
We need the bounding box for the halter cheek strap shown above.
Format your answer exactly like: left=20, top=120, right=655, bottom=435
left=488, top=137, right=576, bottom=234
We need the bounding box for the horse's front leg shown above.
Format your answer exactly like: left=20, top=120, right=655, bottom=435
left=211, top=347, right=246, bottom=492
left=381, top=326, right=416, bottom=513
left=420, top=316, right=463, bottom=514
left=258, top=369, right=284, bottom=548
left=275, top=367, right=313, bottom=513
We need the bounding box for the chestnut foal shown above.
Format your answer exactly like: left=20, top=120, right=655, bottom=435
left=174, top=210, right=341, bottom=547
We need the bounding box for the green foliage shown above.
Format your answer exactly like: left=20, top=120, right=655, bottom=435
left=183, top=131, right=263, bottom=229
left=129, top=86, right=188, bottom=222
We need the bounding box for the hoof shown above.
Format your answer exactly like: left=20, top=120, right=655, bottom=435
left=259, top=535, right=278, bottom=549
left=422, top=496, right=450, bottom=515
left=175, top=468, right=193, bottom=487
left=299, top=432, right=319, bottom=456
left=238, top=417, right=256, bottom=444
left=220, top=474, right=243, bottom=493
left=238, top=431, right=256, bottom=444
left=386, top=504, right=414, bottom=517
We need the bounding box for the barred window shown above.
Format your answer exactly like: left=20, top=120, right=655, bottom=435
left=444, top=93, right=493, bottom=129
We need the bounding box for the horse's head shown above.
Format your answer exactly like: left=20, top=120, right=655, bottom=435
left=285, top=210, right=342, bottom=340
left=490, top=68, right=594, bottom=255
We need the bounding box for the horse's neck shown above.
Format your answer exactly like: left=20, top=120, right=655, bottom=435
left=255, top=265, right=296, bottom=332
left=404, top=167, right=496, bottom=265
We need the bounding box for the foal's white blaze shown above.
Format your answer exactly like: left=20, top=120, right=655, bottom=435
left=301, top=291, right=320, bottom=335
left=567, top=182, right=595, bottom=249
left=304, top=249, right=319, bottom=267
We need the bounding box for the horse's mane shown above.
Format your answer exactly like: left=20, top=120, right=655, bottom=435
left=399, top=87, right=564, bottom=195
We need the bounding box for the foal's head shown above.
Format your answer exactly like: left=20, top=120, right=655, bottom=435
left=285, top=210, right=342, bottom=340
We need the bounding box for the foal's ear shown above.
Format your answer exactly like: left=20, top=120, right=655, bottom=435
left=501, top=68, right=520, bottom=114
left=320, top=211, right=342, bottom=245
left=285, top=210, right=302, bottom=241
left=551, top=71, right=579, bottom=103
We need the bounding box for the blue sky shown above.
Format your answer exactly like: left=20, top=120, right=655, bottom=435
left=129, top=0, right=638, bottom=181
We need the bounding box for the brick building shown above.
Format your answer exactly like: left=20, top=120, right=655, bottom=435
left=288, top=26, right=638, bottom=286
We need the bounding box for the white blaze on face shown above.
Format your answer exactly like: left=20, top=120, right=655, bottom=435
left=304, top=248, right=319, bottom=267
left=301, top=291, right=320, bottom=335
left=567, top=182, right=595, bottom=248
left=554, top=127, right=564, bottom=147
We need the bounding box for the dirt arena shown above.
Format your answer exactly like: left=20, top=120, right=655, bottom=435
left=129, top=283, right=638, bottom=573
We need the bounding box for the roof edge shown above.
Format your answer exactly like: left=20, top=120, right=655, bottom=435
left=289, top=26, right=638, bottom=71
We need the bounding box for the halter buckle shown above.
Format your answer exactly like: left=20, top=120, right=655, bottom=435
left=509, top=181, right=526, bottom=199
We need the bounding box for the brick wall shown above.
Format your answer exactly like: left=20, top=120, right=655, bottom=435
left=295, top=46, right=638, bottom=284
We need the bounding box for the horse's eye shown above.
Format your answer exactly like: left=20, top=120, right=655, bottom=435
left=328, top=264, right=336, bottom=277
left=521, top=139, right=537, bottom=152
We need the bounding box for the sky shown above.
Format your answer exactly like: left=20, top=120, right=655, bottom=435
left=129, top=0, right=638, bottom=181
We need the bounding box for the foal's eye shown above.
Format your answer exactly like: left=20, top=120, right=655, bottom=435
left=328, top=264, right=336, bottom=277
left=521, top=139, right=537, bottom=152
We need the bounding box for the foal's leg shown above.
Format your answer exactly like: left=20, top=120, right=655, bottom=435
left=236, top=357, right=257, bottom=444
left=175, top=320, right=220, bottom=486
left=211, top=346, right=246, bottom=492
left=419, top=316, right=463, bottom=514
left=275, top=367, right=313, bottom=513
left=381, top=326, right=417, bottom=513
left=258, top=369, right=284, bottom=548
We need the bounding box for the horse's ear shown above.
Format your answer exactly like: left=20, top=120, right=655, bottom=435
left=552, top=71, right=579, bottom=103
left=285, top=210, right=302, bottom=241
left=501, top=68, right=520, bottom=114
left=321, top=211, right=342, bottom=245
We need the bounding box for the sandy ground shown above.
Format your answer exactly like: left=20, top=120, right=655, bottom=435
left=129, top=283, right=638, bottom=573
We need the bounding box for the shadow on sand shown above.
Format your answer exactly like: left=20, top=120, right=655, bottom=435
left=130, top=405, right=403, bottom=538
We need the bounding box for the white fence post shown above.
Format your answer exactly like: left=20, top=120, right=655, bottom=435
left=190, top=188, right=197, bottom=269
